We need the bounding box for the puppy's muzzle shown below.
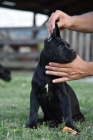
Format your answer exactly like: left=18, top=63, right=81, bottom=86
left=66, top=49, right=76, bottom=60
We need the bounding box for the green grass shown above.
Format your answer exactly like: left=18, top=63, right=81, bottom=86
left=0, top=72, right=93, bottom=140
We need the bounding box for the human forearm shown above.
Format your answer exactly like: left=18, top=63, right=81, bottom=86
left=69, top=12, right=93, bottom=33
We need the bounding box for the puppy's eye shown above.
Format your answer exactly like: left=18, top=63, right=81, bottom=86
left=58, top=44, right=63, bottom=49
left=58, top=45, right=62, bottom=48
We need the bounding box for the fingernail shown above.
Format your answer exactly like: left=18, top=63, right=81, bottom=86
left=45, top=71, right=49, bottom=74
left=49, top=62, right=52, bottom=65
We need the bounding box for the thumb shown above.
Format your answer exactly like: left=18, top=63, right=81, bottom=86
left=57, top=20, right=66, bottom=30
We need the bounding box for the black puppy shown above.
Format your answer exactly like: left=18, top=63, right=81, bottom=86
left=0, top=64, right=11, bottom=82
left=26, top=24, right=84, bottom=133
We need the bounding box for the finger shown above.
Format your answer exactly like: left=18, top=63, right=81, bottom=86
left=57, top=21, right=63, bottom=28
left=49, top=13, right=55, bottom=30
left=51, top=10, right=62, bottom=28
left=49, top=62, right=71, bottom=68
left=46, top=70, right=68, bottom=77
left=45, top=65, right=68, bottom=72
left=47, top=13, right=55, bottom=34
left=52, top=77, right=69, bottom=83
left=46, top=21, right=52, bottom=35
left=57, top=21, right=65, bottom=30
left=48, top=11, right=62, bottom=32
left=47, top=27, right=51, bottom=35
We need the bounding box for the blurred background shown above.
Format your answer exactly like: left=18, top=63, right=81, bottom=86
left=0, top=2, right=93, bottom=139
left=0, top=0, right=93, bottom=72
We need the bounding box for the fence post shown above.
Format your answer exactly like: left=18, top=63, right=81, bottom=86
left=71, top=31, right=78, bottom=50
left=78, top=33, right=84, bottom=58
left=65, top=30, right=70, bottom=43
left=85, top=34, right=91, bottom=61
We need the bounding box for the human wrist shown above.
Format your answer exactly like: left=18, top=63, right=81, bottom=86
left=65, top=15, right=73, bottom=30
left=68, top=15, right=78, bottom=30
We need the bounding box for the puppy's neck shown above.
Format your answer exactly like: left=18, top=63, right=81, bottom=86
left=39, top=51, right=48, bottom=67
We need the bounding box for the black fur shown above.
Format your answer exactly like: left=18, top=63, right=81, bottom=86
left=26, top=24, right=84, bottom=132
left=0, top=64, right=11, bottom=82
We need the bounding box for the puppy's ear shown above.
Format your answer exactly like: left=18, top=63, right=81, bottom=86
left=53, top=23, right=60, bottom=38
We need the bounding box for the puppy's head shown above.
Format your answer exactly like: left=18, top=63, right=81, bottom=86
left=43, top=23, right=76, bottom=63
left=0, top=64, right=11, bottom=82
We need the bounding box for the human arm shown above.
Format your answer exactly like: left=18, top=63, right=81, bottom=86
left=45, top=55, right=93, bottom=83
left=69, top=12, right=93, bottom=33
left=46, top=10, right=93, bottom=34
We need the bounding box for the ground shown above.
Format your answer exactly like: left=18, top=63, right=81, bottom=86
left=0, top=72, right=93, bottom=140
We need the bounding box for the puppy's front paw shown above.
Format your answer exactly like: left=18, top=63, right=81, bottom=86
left=24, top=122, right=37, bottom=129
left=62, top=126, right=79, bottom=135
left=64, top=120, right=80, bottom=134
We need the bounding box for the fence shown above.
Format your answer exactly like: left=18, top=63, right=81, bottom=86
left=0, top=27, right=93, bottom=69
left=61, top=30, right=93, bottom=62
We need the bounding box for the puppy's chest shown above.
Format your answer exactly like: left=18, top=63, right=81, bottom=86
left=37, top=83, right=56, bottom=102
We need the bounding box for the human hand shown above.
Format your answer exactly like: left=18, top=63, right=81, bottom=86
left=45, top=55, right=89, bottom=83
left=46, top=10, right=71, bottom=34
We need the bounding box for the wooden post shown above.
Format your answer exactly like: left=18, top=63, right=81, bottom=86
left=85, top=34, right=91, bottom=61
left=78, top=33, right=84, bottom=58
left=65, top=30, right=70, bottom=44
left=33, top=12, right=36, bottom=26
left=71, top=31, right=77, bottom=50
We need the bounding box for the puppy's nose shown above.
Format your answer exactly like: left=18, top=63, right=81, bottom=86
left=70, top=49, right=76, bottom=59
left=66, top=49, right=76, bottom=60
left=71, top=49, right=76, bottom=55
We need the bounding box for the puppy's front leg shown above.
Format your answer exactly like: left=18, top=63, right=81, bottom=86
left=25, top=89, right=39, bottom=128
left=61, top=92, right=79, bottom=134
left=57, top=84, right=79, bottom=134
